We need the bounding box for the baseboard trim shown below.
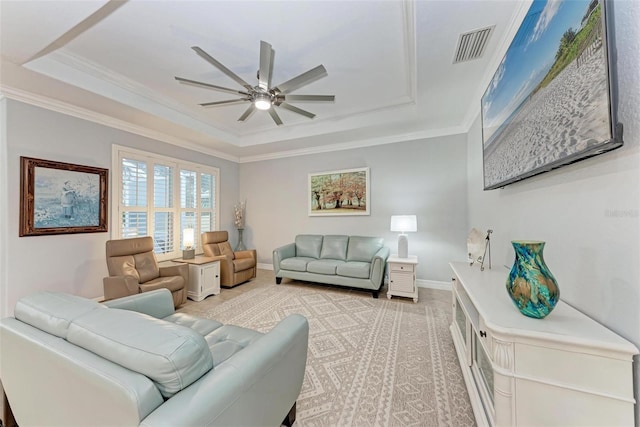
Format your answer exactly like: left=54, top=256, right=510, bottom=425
left=417, top=279, right=451, bottom=291
left=258, top=263, right=451, bottom=291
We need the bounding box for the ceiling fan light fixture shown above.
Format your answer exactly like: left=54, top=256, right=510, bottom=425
left=177, top=42, right=334, bottom=125
left=254, top=93, right=272, bottom=110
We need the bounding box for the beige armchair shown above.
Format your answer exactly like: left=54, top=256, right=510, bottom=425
left=202, top=231, right=257, bottom=288
left=103, top=236, right=188, bottom=308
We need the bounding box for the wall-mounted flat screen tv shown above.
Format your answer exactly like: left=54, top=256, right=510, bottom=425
left=481, top=0, right=622, bottom=190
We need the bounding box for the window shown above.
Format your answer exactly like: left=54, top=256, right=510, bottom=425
left=113, top=145, right=219, bottom=261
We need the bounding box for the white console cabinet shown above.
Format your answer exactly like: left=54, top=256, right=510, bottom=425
left=175, top=256, right=220, bottom=301
left=449, top=261, right=638, bottom=427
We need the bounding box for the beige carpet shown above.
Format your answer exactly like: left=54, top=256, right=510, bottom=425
left=180, top=276, right=475, bottom=426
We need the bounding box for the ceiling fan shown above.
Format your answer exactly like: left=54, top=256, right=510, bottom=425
left=175, top=41, right=335, bottom=126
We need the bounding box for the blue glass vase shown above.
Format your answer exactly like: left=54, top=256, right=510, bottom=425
left=506, top=241, right=559, bottom=319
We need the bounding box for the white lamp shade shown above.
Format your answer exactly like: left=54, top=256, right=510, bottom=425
left=183, top=228, right=195, bottom=249
left=390, top=215, right=417, bottom=233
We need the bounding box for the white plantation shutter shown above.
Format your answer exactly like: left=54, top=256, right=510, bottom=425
left=121, top=158, right=148, bottom=238
left=200, top=173, right=216, bottom=235
left=113, top=146, right=220, bottom=261
left=154, top=165, right=174, bottom=254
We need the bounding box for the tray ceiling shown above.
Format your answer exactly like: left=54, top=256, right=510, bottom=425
left=0, top=0, right=530, bottom=162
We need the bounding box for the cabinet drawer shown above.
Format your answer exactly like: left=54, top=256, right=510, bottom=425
left=389, top=263, right=415, bottom=273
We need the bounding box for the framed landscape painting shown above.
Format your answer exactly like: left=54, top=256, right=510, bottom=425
left=309, top=167, right=369, bottom=216
left=20, top=157, right=108, bottom=236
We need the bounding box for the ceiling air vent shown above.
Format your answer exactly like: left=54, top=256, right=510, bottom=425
left=453, top=26, right=494, bottom=64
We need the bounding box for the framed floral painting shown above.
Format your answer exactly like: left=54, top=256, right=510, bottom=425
left=309, top=167, right=369, bottom=216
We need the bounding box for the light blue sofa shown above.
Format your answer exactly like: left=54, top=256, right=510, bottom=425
left=272, top=234, right=390, bottom=298
left=0, top=289, right=308, bottom=426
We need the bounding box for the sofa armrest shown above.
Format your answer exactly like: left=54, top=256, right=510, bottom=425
left=103, top=275, right=140, bottom=301
left=139, top=314, right=309, bottom=427
left=272, top=243, right=296, bottom=273
left=102, top=289, right=175, bottom=319
left=370, top=246, right=391, bottom=287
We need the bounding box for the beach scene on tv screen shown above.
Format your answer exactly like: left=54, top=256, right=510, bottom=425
left=482, top=0, right=611, bottom=188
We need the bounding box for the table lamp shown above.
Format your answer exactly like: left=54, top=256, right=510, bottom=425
left=390, top=215, right=417, bottom=258
left=183, top=228, right=195, bottom=259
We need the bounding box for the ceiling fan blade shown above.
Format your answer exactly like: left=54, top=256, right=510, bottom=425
left=268, top=108, right=284, bottom=126
left=238, top=104, right=256, bottom=122
left=258, top=41, right=273, bottom=90
left=175, top=77, right=250, bottom=96
left=284, top=94, right=335, bottom=102
left=278, top=102, right=316, bottom=119
left=191, top=46, right=253, bottom=90
left=275, top=65, right=328, bottom=94
left=200, top=99, right=250, bottom=107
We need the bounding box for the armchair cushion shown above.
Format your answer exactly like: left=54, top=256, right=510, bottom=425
left=219, top=241, right=235, bottom=259
left=139, top=276, right=184, bottom=293
left=67, top=308, right=213, bottom=398
left=134, top=252, right=160, bottom=282
left=234, top=257, right=255, bottom=272
left=107, top=255, right=141, bottom=281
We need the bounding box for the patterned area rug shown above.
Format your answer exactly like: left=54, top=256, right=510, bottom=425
left=181, top=283, right=475, bottom=426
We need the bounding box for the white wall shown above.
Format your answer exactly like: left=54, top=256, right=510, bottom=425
left=239, top=134, right=468, bottom=282
left=466, top=0, right=640, bottom=420
left=1, top=97, right=8, bottom=317
left=1, top=100, right=240, bottom=316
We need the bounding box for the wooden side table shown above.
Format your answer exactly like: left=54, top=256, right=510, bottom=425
left=387, top=255, right=418, bottom=302
left=173, top=255, right=221, bottom=301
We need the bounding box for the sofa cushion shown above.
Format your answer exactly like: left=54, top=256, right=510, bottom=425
left=67, top=308, right=213, bottom=398
left=307, top=259, right=345, bottom=275
left=163, top=312, right=224, bottom=336
left=280, top=257, right=316, bottom=272
left=14, top=291, right=105, bottom=338
left=203, top=325, right=264, bottom=366
left=295, top=235, right=323, bottom=259
left=347, top=236, right=384, bottom=262
left=320, top=235, right=349, bottom=260
left=337, top=261, right=371, bottom=279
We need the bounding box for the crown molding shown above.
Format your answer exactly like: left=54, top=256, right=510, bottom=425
left=0, top=86, right=240, bottom=163
left=238, top=124, right=466, bottom=163
left=28, top=49, right=242, bottom=142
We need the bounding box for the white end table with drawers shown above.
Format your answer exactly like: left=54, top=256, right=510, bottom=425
left=387, top=254, right=418, bottom=302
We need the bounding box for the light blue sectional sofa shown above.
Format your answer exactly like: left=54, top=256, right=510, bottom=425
left=0, top=289, right=308, bottom=426
left=272, top=234, right=390, bottom=298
